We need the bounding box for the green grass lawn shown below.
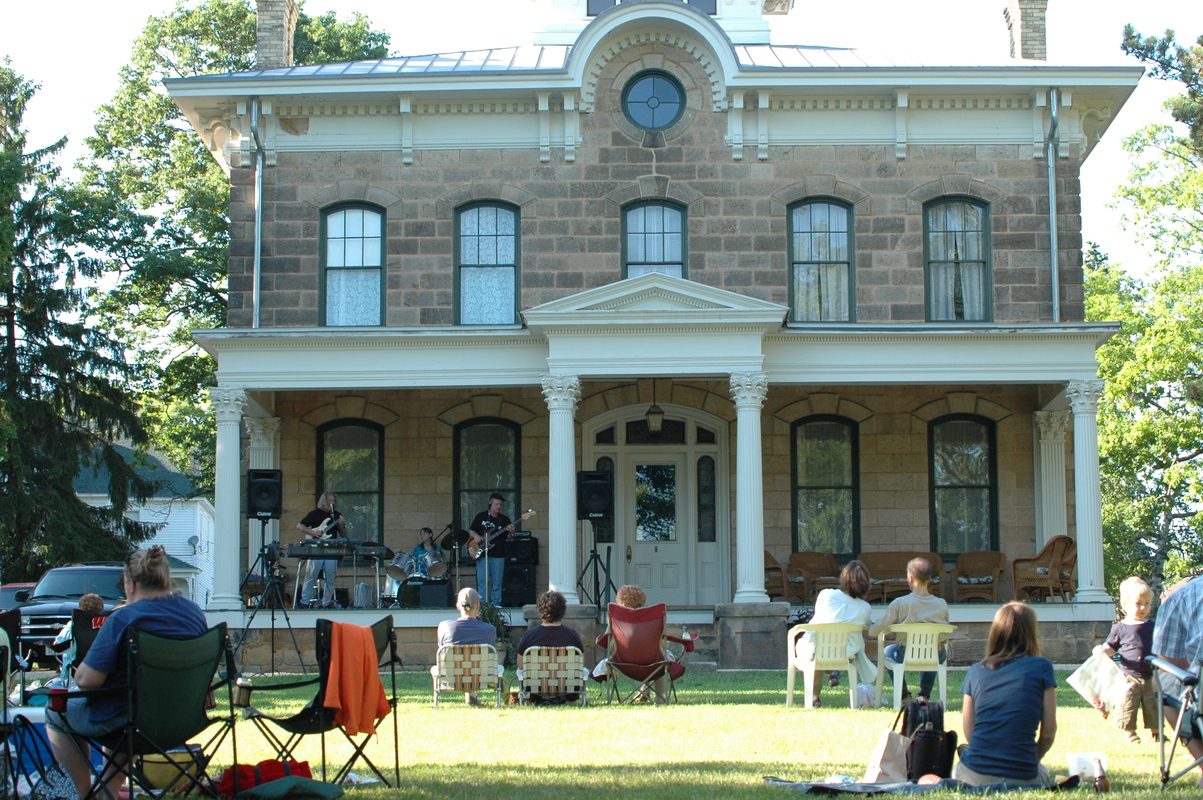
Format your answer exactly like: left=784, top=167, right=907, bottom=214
left=195, top=668, right=1199, bottom=799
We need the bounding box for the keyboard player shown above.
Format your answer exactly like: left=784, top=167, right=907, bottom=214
left=296, top=491, right=346, bottom=608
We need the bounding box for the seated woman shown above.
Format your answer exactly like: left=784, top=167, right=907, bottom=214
left=955, top=602, right=1057, bottom=787
left=516, top=590, right=586, bottom=702
left=46, top=546, right=208, bottom=800
left=796, top=559, right=875, bottom=706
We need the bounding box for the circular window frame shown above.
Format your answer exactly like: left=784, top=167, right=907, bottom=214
left=621, top=70, right=686, bottom=133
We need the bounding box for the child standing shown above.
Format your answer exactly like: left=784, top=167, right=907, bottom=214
left=1093, top=576, right=1159, bottom=743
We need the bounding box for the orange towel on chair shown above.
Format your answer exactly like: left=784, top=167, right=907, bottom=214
left=323, top=621, right=390, bottom=736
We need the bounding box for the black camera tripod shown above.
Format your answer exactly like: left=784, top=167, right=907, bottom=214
left=235, top=520, right=306, bottom=674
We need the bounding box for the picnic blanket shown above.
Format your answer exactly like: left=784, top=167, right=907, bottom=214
left=762, top=776, right=1080, bottom=794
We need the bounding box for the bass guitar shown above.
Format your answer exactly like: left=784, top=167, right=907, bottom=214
left=467, top=509, right=536, bottom=559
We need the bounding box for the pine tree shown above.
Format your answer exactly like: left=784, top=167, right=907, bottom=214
left=0, top=62, right=155, bottom=580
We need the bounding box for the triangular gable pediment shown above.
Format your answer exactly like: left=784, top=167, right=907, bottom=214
left=523, top=273, right=787, bottom=330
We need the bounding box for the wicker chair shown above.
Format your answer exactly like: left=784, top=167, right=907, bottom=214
left=1012, top=535, right=1075, bottom=602
left=765, top=551, right=800, bottom=602
left=786, top=552, right=841, bottom=603
left=950, top=551, right=1007, bottom=602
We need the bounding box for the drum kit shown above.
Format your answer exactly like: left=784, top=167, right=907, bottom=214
left=381, top=529, right=472, bottom=603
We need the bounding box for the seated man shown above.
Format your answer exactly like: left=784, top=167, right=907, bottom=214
left=868, top=557, right=950, bottom=702
left=1152, top=574, right=1203, bottom=787
left=432, top=587, right=498, bottom=705
left=516, top=590, right=586, bottom=703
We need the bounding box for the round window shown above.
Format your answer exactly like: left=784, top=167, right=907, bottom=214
left=622, top=71, right=685, bottom=132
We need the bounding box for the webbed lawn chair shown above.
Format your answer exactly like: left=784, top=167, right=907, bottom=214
left=786, top=622, right=864, bottom=709
left=518, top=646, right=588, bottom=706
left=1148, top=656, right=1203, bottom=790
left=431, top=644, right=505, bottom=707
left=54, top=623, right=239, bottom=800
left=596, top=603, right=693, bottom=705
left=245, top=617, right=401, bottom=787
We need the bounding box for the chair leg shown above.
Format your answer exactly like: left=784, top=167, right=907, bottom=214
left=802, top=666, right=815, bottom=709
left=892, top=665, right=904, bottom=710
left=847, top=664, right=858, bottom=710
left=937, top=664, right=947, bottom=707
left=786, top=661, right=797, bottom=707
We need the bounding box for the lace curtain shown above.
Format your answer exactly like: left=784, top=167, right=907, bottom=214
left=791, top=202, right=850, bottom=321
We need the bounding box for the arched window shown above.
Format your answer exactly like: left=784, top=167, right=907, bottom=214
left=456, top=203, right=519, bottom=325
left=316, top=420, right=384, bottom=541
left=624, top=201, right=685, bottom=278
left=789, top=199, right=854, bottom=322
left=925, top=198, right=991, bottom=322
left=792, top=415, right=860, bottom=559
left=321, top=204, right=384, bottom=326
left=929, top=414, right=998, bottom=557
left=454, top=418, right=521, bottom=530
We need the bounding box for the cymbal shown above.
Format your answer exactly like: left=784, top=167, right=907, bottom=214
left=441, top=530, right=471, bottom=549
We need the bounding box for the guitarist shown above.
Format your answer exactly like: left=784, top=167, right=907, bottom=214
left=296, top=491, right=346, bottom=608
left=468, top=493, right=514, bottom=606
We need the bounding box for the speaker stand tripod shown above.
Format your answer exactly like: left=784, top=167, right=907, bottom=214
left=576, top=542, right=616, bottom=608
left=235, top=520, right=307, bottom=675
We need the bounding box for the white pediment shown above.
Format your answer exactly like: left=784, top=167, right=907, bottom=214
left=523, top=273, right=787, bottom=331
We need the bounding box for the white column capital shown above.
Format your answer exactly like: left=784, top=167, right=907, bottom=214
left=729, top=372, right=768, bottom=408
left=1033, top=409, right=1069, bottom=439
left=541, top=375, right=582, bottom=409
left=209, top=386, right=247, bottom=421
left=245, top=416, right=281, bottom=447
left=1065, top=379, right=1104, bottom=414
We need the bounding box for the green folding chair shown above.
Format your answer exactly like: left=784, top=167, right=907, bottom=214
left=56, top=623, right=239, bottom=800
left=244, top=617, right=401, bottom=787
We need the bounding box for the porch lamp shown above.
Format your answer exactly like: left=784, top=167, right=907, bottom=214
left=646, top=379, right=665, bottom=434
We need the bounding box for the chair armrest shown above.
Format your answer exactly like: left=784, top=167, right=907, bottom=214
left=595, top=632, right=610, bottom=648
left=664, top=634, right=695, bottom=653
left=244, top=676, right=321, bottom=693
left=1149, top=656, right=1199, bottom=686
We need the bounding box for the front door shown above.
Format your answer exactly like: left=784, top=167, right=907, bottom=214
left=626, top=456, right=689, bottom=605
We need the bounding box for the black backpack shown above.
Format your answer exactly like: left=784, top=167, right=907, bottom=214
left=899, top=699, right=957, bottom=780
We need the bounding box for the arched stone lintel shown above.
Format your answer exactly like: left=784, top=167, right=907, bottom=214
left=603, top=176, right=706, bottom=217
left=302, top=180, right=402, bottom=210
left=911, top=392, right=1012, bottom=423
left=300, top=396, right=400, bottom=428
left=435, top=180, right=539, bottom=220
left=774, top=394, right=874, bottom=424
left=437, top=396, right=538, bottom=428
left=769, top=176, right=871, bottom=215
left=906, top=174, right=1006, bottom=209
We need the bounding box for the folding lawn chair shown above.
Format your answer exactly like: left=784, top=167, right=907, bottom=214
left=518, top=646, right=588, bottom=706
left=596, top=603, right=693, bottom=705
left=1148, top=655, right=1203, bottom=790
left=245, top=617, right=401, bottom=787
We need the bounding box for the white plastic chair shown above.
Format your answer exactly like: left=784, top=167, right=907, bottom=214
left=875, top=622, right=957, bottom=709
left=786, top=622, right=864, bottom=709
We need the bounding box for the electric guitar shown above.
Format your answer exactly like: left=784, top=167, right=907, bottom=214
left=467, top=510, right=536, bottom=559
left=308, top=506, right=365, bottom=539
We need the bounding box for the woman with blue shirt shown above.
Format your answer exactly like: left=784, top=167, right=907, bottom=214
left=955, top=601, right=1057, bottom=786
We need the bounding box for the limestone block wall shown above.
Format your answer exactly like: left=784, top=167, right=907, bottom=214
left=226, top=41, right=1084, bottom=329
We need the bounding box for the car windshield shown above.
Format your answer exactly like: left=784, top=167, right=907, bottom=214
left=32, top=569, right=125, bottom=601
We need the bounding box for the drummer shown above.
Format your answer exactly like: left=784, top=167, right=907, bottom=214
left=411, top=527, right=445, bottom=580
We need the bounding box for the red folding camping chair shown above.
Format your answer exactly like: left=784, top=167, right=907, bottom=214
left=595, top=603, right=693, bottom=704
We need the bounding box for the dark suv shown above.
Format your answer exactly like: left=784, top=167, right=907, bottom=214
left=16, top=563, right=126, bottom=666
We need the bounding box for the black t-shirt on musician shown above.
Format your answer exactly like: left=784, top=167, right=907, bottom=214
left=299, top=507, right=343, bottom=539
left=470, top=510, right=511, bottom=559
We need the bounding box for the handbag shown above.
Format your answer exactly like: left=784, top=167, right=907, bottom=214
left=863, top=719, right=910, bottom=783
left=901, top=700, right=956, bottom=780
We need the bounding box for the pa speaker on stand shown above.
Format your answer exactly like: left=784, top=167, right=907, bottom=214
left=577, top=470, right=613, bottom=520
left=246, top=469, right=283, bottom=520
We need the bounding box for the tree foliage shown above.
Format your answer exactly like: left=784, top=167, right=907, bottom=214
left=76, top=0, right=390, bottom=496
left=0, top=63, right=157, bottom=580
left=1122, top=25, right=1203, bottom=152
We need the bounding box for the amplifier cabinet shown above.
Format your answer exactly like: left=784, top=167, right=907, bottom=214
left=507, top=535, right=538, bottom=564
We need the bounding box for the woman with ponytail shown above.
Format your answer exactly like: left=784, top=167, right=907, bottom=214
left=46, top=546, right=208, bottom=799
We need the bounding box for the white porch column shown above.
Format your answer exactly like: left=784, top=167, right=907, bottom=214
left=1066, top=379, right=1110, bottom=603
left=730, top=372, right=769, bottom=603
left=245, top=417, right=281, bottom=566
left=210, top=386, right=247, bottom=610
left=1033, top=410, right=1068, bottom=547
left=542, top=375, right=582, bottom=604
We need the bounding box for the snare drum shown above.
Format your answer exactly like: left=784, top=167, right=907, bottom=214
left=386, top=553, right=414, bottom=581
